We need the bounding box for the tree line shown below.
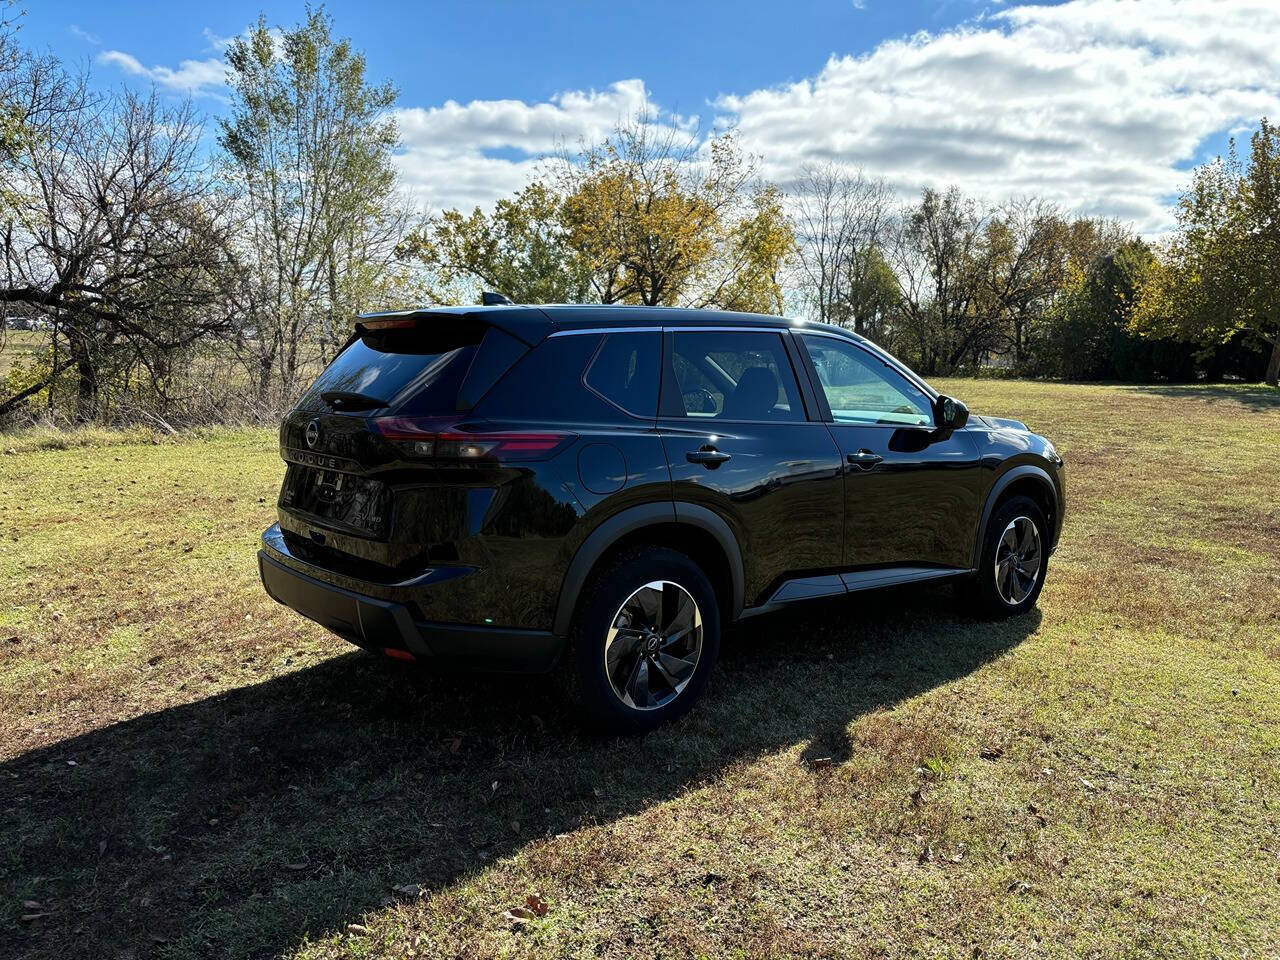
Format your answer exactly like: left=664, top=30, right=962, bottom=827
left=0, top=7, right=1276, bottom=429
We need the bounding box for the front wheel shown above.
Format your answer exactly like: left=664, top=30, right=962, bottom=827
left=973, top=495, right=1049, bottom=618
left=570, top=547, right=720, bottom=734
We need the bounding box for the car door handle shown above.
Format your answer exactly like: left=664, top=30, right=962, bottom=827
left=686, top=446, right=732, bottom=467
left=847, top=449, right=883, bottom=469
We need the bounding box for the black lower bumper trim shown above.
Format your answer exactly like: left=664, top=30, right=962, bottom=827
left=257, top=549, right=562, bottom=672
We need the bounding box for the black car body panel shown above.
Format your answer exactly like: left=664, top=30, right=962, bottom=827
left=259, top=304, right=1065, bottom=671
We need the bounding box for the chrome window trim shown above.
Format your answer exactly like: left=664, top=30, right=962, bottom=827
left=549, top=324, right=800, bottom=338
left=548, top=326, right=664, bottom=337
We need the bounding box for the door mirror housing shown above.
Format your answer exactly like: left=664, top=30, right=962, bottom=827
left=933, top=395, right=969, bottom=430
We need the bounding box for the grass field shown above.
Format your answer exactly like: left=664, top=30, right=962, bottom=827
left=0, top=330, right=46, bottom=381
left=1, top=381, right=1277, bottom=959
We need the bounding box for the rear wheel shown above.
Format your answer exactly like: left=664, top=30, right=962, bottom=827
left=570, top=547, right=720, bottom=734
left=973, top=495, right=1048, bottom=618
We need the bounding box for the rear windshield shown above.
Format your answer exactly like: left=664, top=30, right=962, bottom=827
left=296, top=320, right=524, bottom=415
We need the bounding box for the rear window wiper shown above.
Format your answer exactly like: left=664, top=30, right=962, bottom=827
left=320, top=390, right=387, bottom=412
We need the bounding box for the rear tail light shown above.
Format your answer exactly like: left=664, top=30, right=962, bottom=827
left=370, top=417, right=574, bottom=462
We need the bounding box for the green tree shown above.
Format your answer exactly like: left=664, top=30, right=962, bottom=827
left=218, top=6, right=417, bottom=400
left=1134, top=119, right=1280, bottom=385
left=1037, top=240, right=1194, bottom=381
left=406, top=181, right=593, bottom=304
left=891, top=187, right=995, bottom=375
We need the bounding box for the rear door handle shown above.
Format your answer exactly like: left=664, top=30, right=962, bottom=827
left=847, top=449, right=883, bottom=469
left=686, top=446, right=732, bottom=467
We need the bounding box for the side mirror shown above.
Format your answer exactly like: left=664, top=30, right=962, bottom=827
left=933, top=395, right=969, bottom=430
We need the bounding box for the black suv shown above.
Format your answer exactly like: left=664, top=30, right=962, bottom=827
left=259, top=305, right=1064, bottom=731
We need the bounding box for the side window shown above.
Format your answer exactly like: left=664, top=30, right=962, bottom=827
left=584, top=332, right=660, bottom=419
left=800, top=334, right=932, bottom=426
left=669, top=331, right=805, bottom=422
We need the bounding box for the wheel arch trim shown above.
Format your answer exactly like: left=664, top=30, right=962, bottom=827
left=552, top=501, right=745, bottom=636
left=971, top=463, right=1060, bottom=569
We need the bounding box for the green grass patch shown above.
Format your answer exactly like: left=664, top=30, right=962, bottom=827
left=1, top=381, right=1278, bottom=959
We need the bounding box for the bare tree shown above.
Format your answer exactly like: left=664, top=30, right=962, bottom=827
left=0, top=50, right=238, bottom=420
left=792, top=162, right=897, bottom=337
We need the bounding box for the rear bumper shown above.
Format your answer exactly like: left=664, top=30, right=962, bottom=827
left=258, top=525, right=562, bottom=672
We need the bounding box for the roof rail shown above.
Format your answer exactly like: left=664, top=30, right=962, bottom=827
left=481, top=291, right=513, bottom=306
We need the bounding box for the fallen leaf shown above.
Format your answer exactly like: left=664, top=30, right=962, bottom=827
left=392, top=884, right=420, bottom=897
left=346, top=923, right=369, bottom=936
left=1079, top=777, right=1097, bottom=791
left=283, top=862, right=308, bottom=871
left=22, top=900, right=44, bottom=910
left=502, top=907, right=535, bottom=928
left=525, top=893, right=550, bottom=916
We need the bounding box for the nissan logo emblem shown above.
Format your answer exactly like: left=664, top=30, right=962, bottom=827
left=305, top=420, right=320, bottom=448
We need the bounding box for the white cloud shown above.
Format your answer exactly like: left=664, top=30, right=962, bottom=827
left=91, top=1, right=1280, bottom=232
left=97, top=49, right=228, bottom=97
left=715, top=0, right=1280, bottom=231
left=392, top=79, right=674, bottom=213
left=68, top=25, right=101, bottom=45
left=387, top=0, right=1280, bottom=232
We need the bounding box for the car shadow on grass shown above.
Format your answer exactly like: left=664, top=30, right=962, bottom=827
left=1121, top=382, right=1280, bottom=411
left=1, top=586, right=1039, bottom=959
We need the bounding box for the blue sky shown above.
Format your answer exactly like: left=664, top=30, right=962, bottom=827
left=32, top=1, right=1015, bottom=115
left=21, top=0, right=1280, bottom=232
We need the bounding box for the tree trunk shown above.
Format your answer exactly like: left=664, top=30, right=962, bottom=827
left=67, top=337, right=96, bottom=422
left=1266, top=334, right=1280, bottom=386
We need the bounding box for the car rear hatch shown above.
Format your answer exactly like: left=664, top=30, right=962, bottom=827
left=276, top=308, right=567, bottom=578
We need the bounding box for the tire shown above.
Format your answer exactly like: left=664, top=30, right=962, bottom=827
left=973, top=495, right=1049, bottom=619
left=569, top=546, right=720, bottom=734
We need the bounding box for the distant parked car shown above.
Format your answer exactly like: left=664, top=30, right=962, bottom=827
left=4, top=316, right=31, bottom=331
left=259, top=304, right=1065, bottom=731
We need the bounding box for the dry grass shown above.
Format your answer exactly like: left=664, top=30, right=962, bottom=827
left=1, top=380, right=1278, bottom=959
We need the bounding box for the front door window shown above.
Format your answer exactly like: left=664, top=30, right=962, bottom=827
left=800, top=334, right=932, bottom=427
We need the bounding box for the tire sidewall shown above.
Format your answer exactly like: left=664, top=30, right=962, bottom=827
left=978, top=495, right=1049, bottom=617
left=572, top=547, right=721, bottom=734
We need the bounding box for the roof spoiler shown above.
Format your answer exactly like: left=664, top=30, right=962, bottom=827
left=355, top=305, right=553, bottom=346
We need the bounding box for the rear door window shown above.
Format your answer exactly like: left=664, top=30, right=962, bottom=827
left=584, top=332, right=660, bottom=419
left=666, top=330, right=805, bottom=422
